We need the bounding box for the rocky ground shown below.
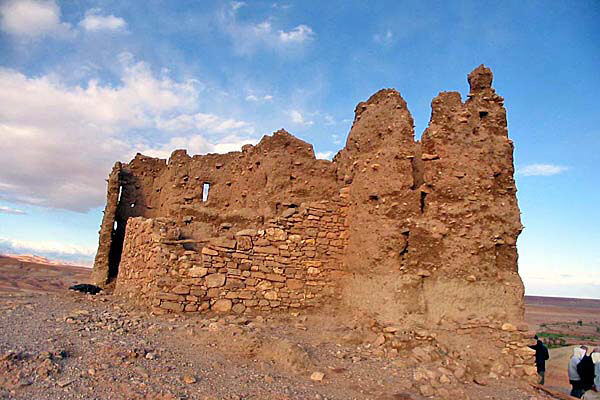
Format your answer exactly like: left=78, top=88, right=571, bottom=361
left=0, top=288, right=557, bottom=400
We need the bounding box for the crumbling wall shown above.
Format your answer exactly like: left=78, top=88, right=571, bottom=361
left=92, top=162, right=122, bottom=285
left=415, top=65, right=524, bottom=325
left=93, top=65, right=533, bottom=382
left=115, top=200, right=348, bottom=314
left=93, top=130, right=340, bottom=286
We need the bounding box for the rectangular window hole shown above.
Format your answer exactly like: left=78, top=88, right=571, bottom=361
left=202, top=182, right=210, bottom=202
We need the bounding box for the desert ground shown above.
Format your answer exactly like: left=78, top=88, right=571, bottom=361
left=0, top=254, right=593, bottom=400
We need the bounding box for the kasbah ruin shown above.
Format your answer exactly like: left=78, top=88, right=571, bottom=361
left=92, top=65, right=538, bottom=391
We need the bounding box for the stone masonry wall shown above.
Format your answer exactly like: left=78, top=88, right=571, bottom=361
left=115, top=200, right=348, bottom=314
left=94, top=65, right=538, bottom=384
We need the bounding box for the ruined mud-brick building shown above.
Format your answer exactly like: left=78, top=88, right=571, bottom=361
left=93, top=66, right=537, bottom=379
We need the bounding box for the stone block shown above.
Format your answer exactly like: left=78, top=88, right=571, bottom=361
left=254, top=246, right=279, bottom=255
left=160, top=301, right=183, bottom=312
left=201, top=247, right=219, bottom=256
left=171, top=284, right=190, bottom=295
left=235, top=229, right=257, bottom=237
left=286, top=279, right=304, bottom=290
left=237, top=236, right=252, bottom=251
left=189, top=267, right=208, bottom=278
left=235, top=290, right=252, bottom=299
left=264, top=290, right=278, bottom=300
left=212, top=237, right=237, bottom=249
left=266, top=273, right=286, bottom=283
left=212, top=299, right=232, bottom=313
left=205, top=273, right=226, bottom=288
left=232, top=303, right=246, bottom=314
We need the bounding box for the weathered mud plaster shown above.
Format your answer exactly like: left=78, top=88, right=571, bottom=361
left=93, top=66, right=535, bottom=382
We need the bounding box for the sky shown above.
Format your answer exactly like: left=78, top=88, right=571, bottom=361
left=0, top=0, right=598, bottom=298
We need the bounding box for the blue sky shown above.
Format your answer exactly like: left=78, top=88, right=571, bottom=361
left=0, top=0, right=598, bottom=298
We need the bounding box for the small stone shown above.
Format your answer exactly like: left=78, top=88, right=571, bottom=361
left=232, top=303, right=246, bottom=314
left=466, top=275, right=477, bottom=282
left=419, top=384, right=434, bottom=397
left=310, top=371, right=325, bottom=382
left=201, top=247, right=219, bottom=256
left=57, top=378, right=73, bottom=388
left=205, top=274, right=226, bottom=288
left=235, top=229, right=257, bottom=237
left=522, top=365, right=537, bottom=376
left=189, top=267, right=208, bottom=278
left=264, top=291, right=278, bottom=300
left=281, top=208, right=296, bottom=218
left=172, top=284, right=190, bottom=295
left=145, top=352, right=156, bottom=360
left=374, top=334, right=386, bottom=346
left=87, top=368, right=96, bottom=376
left=474, top=374, right=489, bottom=386
left=421, top=153, right=440, bottom=161
left=501, top=323, right=516, bottom=332
left=212, top=299, right=232, bottom=313
left=183, top=375, right=197, bottom=384
left=453, top=367, right=465, bottom=379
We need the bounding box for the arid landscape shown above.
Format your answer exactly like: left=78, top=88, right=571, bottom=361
left=1, top=1, right=597, bottom=399
left=2, top=254, right=597, bottom=400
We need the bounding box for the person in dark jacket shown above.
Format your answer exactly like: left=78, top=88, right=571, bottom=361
left=529, top=335, right=550, bottom=384
left=578, top=348, right=597, bottom=393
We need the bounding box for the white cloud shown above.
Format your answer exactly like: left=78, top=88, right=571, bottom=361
left=0, top=205, right=26, bottom=215
left=0, top=0, right=72, bottom=38
left=219, top=4, right=314, bottom=54
left=288, top=109, right=313, bottom=126
left=332, top=133, right=343, bottom=145
left=140, top=134, right=258, bottom=159
left=79, top=9, right=127, bottom=32
left=278, top=24, right=314, bottom=43
left=231, top=1, right=246, bottom=11
left=518, top=164, right=569, bottom=176
left=0, top=54, right=257, bottom=212
left=373, top=29, right=394, bottom=45
left=156, top=113, right=254, bottom=135
left=324, top=115, right=335, bottom=125
left=245, top=94, right=273, bottom=102
left=315, top=151, right=333, bottom=160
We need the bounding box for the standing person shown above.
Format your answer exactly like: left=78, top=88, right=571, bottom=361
left=579, top=347, right=596, bottom=393
left=570, top=346, right=587, bottom=398
left=582, top=350, right=600, bottom=399
left=529, top=335, right=550, bottom=384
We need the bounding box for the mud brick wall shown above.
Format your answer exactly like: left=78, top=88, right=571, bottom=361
left=115, top=200, right=348, bottom=314
left=95, top=65, right=539, bottom=382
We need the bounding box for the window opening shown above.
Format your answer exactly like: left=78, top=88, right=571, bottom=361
left=202, top=182, right=210, bottom=202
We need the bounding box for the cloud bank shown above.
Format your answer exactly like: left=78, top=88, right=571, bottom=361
left=0, top=237, right=95, bottom=265
left=0, top=54, right=258, bottom=212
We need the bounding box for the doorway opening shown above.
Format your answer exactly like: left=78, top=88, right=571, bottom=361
left=108, top=217, right=127, bottom=282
